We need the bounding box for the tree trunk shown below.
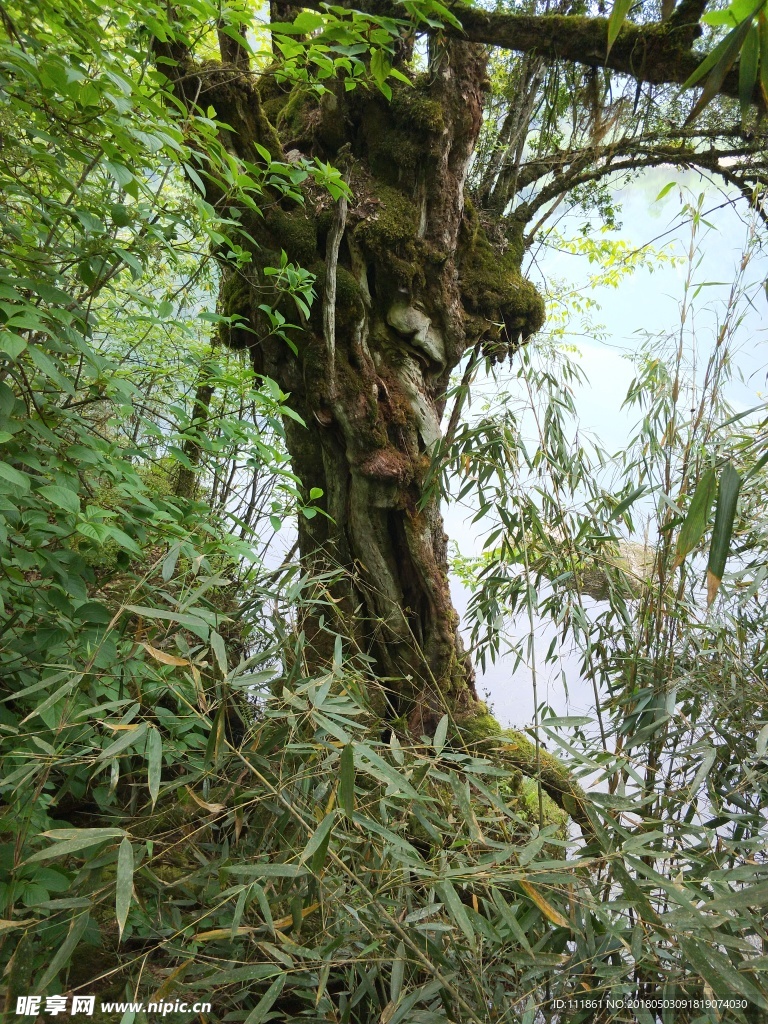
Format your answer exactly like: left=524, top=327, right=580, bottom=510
left=179, top=40, right=545, bottom=733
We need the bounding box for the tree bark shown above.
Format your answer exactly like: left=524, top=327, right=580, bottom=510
left=167, top=39, right=545, bottom=732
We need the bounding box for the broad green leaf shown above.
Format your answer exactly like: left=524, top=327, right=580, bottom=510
left=0, top=332, right=27, bottom=359
left=116, top=838, right=134, bottom=941
left=161, top=542, right=181, bottom=582
left=38, top=484, right=80, bottom=513
left=104, top=525, right=143, bottom=556
left=706, top=462, right=741, bottom=604
left=673, top=467, right=717, bottom=568
left=0, top=461, right=30, bottom=490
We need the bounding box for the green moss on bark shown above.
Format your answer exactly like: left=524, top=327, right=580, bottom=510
left=453, top=707, right=590, bottom=834
left=355, top=185, right=428, bottom=286
left=265, top=206, right=318, bottom=266
left=458, top=204, right=545, bottom=358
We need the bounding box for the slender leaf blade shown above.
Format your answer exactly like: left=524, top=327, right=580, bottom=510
left=339, top=742, right=355, bottom=817
left=116, top=838, right=134, bottom=941
left=706, top=463, right=741, bottom=604
left=673, top=467, right=717, bottom=568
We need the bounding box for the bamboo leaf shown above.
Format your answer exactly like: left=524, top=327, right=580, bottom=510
left=522, top=997, right=537, bottom=1024
left=252, top=882, right=275, bottom=935
left=706, top=462, right=742, bottom=605
left=687, top=745, right=717, bottom=798
left=607, top=0, right=633, bottom=56
left=272, top=901, right=320, bottom=932
left=673, top=467, right=717, bottom=569
left=146, top=726, right=162, bottom=808
left=760, top=11, right=768, bottom=103
left=685, top=8, right=760, bottom=123
left=185, top=786, right=226, bottom=814
left=680, top=937, right=768, bottom=1007
left=436, top=880, right=476, bottom=947
left=210, top=629, right=228, bottom=675
left=37, top=912, right=90, bottom=990
left=740, top=22, right=760, bottom=118
left=519, top=879, right=570, bottom=929
left=141, top=642, right=190, bottom=667
left=433, top=714, right=448, bottom=754
left=339, top=743, right=355, bottom=817
left=244, top=973, right=286, bottom=1024
left=116, top=838, right=134, bottom=942
left=390, top=940, right=406, bottom=1004
left=19, top=677, right=79, bottom=725
left=25, top=832, right=124, bottom=864
left=607, top=483, right=647, bottom=523
left=683, top=0, right=763, bottom=89
left=226, top=863, right=309, bottom=878
left=97, top=722, right=148, bottom=760
left=299, top=810, right=335, bottom=865
left=355, top=745, right=421, bottom=798
left=148, top=961, right=192, bottom=1005
left=204, top=706, right=225, bottom=767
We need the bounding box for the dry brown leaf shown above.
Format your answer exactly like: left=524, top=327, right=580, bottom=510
left=185, top=786, right=226, bottom=814
left=142, top=642, right=190, bottom=667
left=519, top=879, right=570, bottom=929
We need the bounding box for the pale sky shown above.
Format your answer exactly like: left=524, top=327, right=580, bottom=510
left=450, top=167, right=768, bottom=729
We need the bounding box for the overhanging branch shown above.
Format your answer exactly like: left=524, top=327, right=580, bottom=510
left=297, top=0, right=751, bottom=106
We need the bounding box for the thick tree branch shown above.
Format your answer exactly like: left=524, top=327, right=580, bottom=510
left=299, top=0, right=752, bottom=106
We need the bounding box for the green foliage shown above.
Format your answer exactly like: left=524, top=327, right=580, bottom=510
left=688, top=0, right=768, bottom=122
left=2, top=0, right=768, bottom=1020
left=441, top=192, right=768, bottom=1019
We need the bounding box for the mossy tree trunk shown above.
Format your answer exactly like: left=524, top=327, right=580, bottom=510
left=161, top=37, right=544, bottom=733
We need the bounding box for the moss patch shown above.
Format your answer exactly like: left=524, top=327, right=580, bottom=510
left=453, top=707, right=590, bottom=834
left=265, top=206, right=318, bottom=266
left=355, top=184, right=428, bottom=286
left=310, top=264, right=364, bottom=331
left=458, top=208, right=545, bottom=358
